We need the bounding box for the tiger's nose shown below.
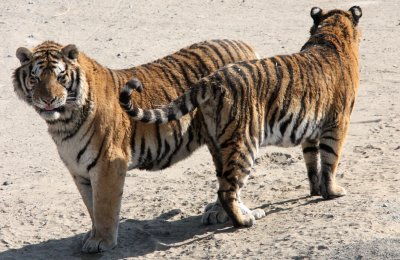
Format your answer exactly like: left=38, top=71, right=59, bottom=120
left=42, top=97, right=56, bottom=105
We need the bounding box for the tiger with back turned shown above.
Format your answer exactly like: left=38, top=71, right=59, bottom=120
left=120, top=6, right=363, bottom=227
left=12, top=39, right=259, bottom=252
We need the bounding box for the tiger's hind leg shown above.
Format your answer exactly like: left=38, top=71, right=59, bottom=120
left=301, top=140, right=321, bottom=196
left=201, top=134, right=264, bottom=225
left=216, top=138, right=265, bottom=227
left=319, top=124, right=348, bottom=199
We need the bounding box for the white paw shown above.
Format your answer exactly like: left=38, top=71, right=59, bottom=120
left=238, top=201, right=251, bottom=215
left=238, top=201, right=265, bottom=219
left=201, top=201, right=265, bottom=225
left=251, top=208, right=266, bottom=220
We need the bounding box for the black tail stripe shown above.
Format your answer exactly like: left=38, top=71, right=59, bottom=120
left=142, top=110, right=152, bottom=123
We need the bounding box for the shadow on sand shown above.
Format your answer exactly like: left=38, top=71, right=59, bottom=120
left=0, top=196, right=324, bottom=259
left=0, top=210, right=236, bottom=260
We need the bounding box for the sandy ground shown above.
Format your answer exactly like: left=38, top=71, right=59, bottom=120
left=0, top=0, right=399, bottom=259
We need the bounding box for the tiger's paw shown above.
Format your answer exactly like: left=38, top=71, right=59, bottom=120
left=310, top=187, right=321, bottom=196
left=237, top=203, right=266, bottom=220
left=202, top=202, right=229, bottom=224
left=81, top=230, right=117, bottom=253
left=251, top=208, right=266, bottom=219
left=235, top=213, right=256, bottom=227
left=201, top=201, right=265, bottom=225
left=321, top=185, right=347, bottom=199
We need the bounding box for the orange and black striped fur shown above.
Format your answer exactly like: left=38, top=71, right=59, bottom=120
left=120, top=7, right=362, bottom=227
left=12, top=40, right=258, bottom=252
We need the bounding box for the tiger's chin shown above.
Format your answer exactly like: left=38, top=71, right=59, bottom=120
left=37, top=106, right=66, bottom=122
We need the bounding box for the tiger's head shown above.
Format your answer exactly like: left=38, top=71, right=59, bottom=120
left=309, top=6, right=362, bottom=42
left=13, top=41, right=88, bottom=122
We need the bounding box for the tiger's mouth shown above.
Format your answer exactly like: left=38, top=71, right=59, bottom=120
left=37, top=105, right=66, bottom=121
left=39, top=106, right=66, bottom=114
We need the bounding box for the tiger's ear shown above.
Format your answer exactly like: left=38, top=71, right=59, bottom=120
left=62, top=44, right=79, bottom=60
left=349, top=6, right=362, bottom=25
left=16, top=47, right=33, bottom=65
left=310, top=7, right=323, bottom=24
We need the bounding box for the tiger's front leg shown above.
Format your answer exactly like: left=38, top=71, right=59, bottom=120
left=71, top=174, right=96, bottom=245
left=81, top=158, right=126, bottom=253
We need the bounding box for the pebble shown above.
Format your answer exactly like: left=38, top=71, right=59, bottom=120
left=2, top=181, right=11, bottom=186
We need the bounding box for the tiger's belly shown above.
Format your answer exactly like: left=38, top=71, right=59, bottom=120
left=262, top=113, right=321, bottom=147
left=127, top=117, right=204, bottom=171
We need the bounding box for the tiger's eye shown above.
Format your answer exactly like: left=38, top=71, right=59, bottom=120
left=57, top=71, right=66, bottom=83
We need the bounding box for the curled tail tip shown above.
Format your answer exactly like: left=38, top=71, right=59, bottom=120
left=120, top=78, right=144, bottom=105
left=126, top=78, right=144, bottom=93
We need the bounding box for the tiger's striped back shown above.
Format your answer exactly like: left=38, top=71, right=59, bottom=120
left=119, top=40, right=258, bottom=110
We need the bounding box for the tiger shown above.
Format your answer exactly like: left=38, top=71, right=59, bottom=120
left=12, top=39, right=259, bottom=252
left=120, top=6, right=363, bottom=228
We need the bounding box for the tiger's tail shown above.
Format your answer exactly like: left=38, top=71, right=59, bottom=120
left=119, top=78, right=213, bottom=124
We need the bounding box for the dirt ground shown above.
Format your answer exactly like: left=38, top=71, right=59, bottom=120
left=0, top=0, right=399, bottom=259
